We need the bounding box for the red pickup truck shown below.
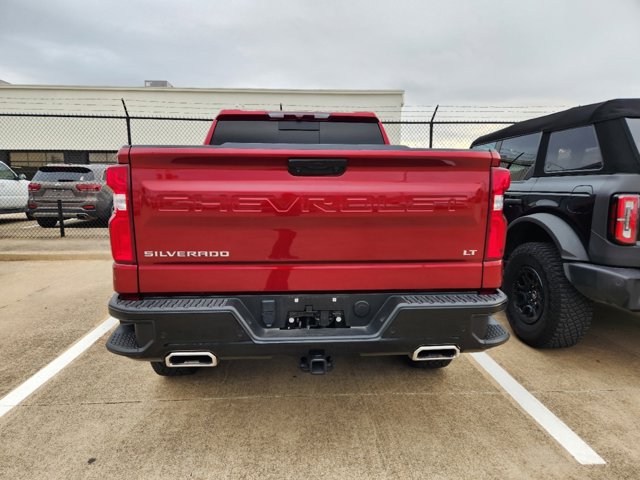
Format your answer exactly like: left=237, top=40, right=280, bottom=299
left=106, top=110, right=510, bottom=375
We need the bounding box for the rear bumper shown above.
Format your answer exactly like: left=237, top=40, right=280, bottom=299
left=28, top=198, right=110, bottom=220
left=106, top=290, right=509, bottom=361
left=564, top=263, right=640, bottom=311
left=29, top=205, right=99, bottom=219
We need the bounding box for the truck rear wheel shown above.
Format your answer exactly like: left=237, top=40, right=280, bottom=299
left=504, top=242, right=593, bottom=348
left=150, top=361, right=197, bottom=376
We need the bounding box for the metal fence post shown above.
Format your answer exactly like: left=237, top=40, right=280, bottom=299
left=121, top=98, right=132, bottom=145
left=429, top=105, right=439, bottom=148
left=57, top=199, right=65, bottom=237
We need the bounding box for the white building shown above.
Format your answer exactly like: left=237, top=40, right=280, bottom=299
left=0, top=82, right=404, bottom=176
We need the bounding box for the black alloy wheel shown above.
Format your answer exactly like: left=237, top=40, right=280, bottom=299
left=513, top=265, right=545, bottom=325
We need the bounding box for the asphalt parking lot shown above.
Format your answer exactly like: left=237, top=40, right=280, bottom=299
left=1, top=258, right=639, bottom=480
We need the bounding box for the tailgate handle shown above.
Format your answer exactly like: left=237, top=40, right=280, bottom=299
left=288, top=159, right=347, bottom=176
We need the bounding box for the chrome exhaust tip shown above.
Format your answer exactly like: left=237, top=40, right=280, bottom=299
left=165, top=351, right=218, bottom=368
left=411, top=345, right=460, bottom=362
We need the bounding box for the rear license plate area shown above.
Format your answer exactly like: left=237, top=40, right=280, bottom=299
left=282, top=306, right=347, bottom=330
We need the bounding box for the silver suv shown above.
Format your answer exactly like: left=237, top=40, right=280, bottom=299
left=27, top=164, right=113, bottom=228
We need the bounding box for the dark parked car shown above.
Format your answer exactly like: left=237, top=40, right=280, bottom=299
left=471, top=99, right=640, bottom=348
left=27, top=164, right=113, bottom=227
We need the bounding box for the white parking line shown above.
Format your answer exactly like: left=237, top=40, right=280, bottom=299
left=0, top=316, right=118, bottom=418
left=470, top=352, right=606, bottom=465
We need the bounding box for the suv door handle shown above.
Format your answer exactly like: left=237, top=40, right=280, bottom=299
left=571, top=185, right=594, bottom=195
left=504, top=198, right=523, bottom=206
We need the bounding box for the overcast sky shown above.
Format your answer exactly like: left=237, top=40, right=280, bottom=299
left=1, top=0, right=639, bottom=110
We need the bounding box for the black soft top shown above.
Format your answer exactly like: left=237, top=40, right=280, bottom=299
left=472, top=98, right=640, bottom=146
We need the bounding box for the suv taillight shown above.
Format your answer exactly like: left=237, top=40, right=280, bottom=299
left=106, top=165, right=135, bottom=263
left=28, top=182, right=41, bottom=192
left=76, top=183, right=102, bottom=192
left=610, top=194, right=639, bottom=245
left=485, top=167, right=511, bottom=261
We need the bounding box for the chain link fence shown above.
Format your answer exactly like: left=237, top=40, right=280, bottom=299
left=0, top=112, right=512, bottom=241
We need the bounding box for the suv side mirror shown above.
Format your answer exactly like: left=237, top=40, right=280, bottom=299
left=18, top=174, right=27, bottom=180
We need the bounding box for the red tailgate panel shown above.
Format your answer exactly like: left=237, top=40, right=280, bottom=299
left=130, top=147, right=491, bottom=293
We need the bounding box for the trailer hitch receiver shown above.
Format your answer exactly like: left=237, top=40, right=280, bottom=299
left=300, top=350, right=333, bottom=374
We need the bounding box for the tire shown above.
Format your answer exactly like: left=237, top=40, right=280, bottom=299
left=150, top=361, right=198, bottom=377
left=25, top=212, right=34, bottom=221
left=405, top=357, right=452, bottom=369
left=36, top=218, right=57, bottom=228
left=503, top=242, right=593, bottom=348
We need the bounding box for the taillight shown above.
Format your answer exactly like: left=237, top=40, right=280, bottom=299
left=106, top=165, right=135, bottom=263
left=76, top=183, right=102, bottom=192
left=610, top=194, right=639, bottom=245
left=485, top=167, right=511, bottom=261
left=28, top=182, right=41, bottom=192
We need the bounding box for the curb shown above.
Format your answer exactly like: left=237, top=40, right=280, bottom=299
left=0, top=252, right=112, bottom=261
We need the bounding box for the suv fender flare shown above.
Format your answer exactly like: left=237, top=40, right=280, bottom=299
left=508, top=213, right=589, bottom=262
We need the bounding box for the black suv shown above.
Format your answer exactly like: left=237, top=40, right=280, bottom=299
left=471, top=99, right=640, bottom=348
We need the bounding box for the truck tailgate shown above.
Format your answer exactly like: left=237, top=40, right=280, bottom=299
left=128, top=146, right=493, bottom=293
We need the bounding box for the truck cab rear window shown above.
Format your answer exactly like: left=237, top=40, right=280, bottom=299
left=210, top=120, right=385, bottom=145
